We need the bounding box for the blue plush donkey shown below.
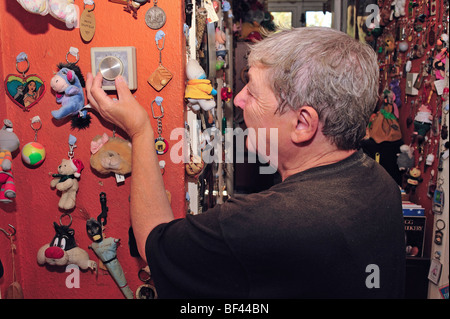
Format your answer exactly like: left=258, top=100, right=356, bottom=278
left=50, top=63, right=90, bottom=129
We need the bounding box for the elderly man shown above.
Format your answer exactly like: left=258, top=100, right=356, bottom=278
left=86, top=27, right=405, bottom=298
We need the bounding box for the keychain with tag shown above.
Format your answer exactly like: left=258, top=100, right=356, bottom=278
left=432, top=178, right=445, bottom=214
left=80, top=0, right=96, bottom=42
left=151, top=96, right=169, bottom=155
left=21, top=116, right=46, bottom=167
left=434, top=219, right=445, bottom=245
left=4, top=52, right=46, bottom=112
left=145, top=0, right=166, bottom=29
left=147, top=30, right=173, bottom=91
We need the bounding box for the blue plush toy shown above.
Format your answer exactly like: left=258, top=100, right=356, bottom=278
left=50, top=63, right=91, bottom=129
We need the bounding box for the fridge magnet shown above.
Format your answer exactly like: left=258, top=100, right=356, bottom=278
left=4, top=53, right=46, bottom=112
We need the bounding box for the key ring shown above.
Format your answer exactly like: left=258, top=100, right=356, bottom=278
left=155, top=30, right=165, bottom=65
left=434, top=219, right=446, bottom=245
left=60, top=213, right=73, bottom=227
left=151, top=96, right=164, bottom=120
left=16, top=59, right=30, bottom=77
left=66, top=47, right=80, bottom=64
left=31, top=116, right=42, bottom=142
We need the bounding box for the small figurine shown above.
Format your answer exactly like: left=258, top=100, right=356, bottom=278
left=0, top=120, right=20, bottom=203
left=405, top=167, right=423, bottom=193
left=50, top=158, right=84, bottom=210
left=185, top=59, right=217, bottom=112
left=86, top=218, right=133, bottom=299
left=397, top=144, right=414, bottom=171
left=413, top=104, right=433, bottom=144
left=37, top=221, right=96, bottom=270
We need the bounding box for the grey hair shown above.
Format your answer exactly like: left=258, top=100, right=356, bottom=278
left=247, top=27, right=379, bottom=150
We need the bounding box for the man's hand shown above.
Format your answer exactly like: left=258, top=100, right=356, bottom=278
left=86, top=72, right=153, bottom=139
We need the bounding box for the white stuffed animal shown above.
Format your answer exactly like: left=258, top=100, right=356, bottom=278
left=16, top=0, right=78, bottom=28
left=393, top=0, right=406, bottom=18
left=184, top=59, right=217, bottom=112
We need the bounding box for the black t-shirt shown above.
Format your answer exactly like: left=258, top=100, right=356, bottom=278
left=146, top=150, right=405, bottom=298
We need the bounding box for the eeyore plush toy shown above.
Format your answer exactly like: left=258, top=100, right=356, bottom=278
left=50, top=63, right=91, bottom=129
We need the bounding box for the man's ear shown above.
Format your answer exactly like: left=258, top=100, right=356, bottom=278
left=291, top=106, right=319, bottom=143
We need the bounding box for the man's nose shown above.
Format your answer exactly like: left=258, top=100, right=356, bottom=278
left=233, top=88, right=246, bottom=110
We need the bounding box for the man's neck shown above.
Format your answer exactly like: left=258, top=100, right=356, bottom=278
left=278, top=146, right=356, bottom=181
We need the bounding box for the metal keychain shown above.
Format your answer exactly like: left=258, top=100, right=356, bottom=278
left=136, top=267, right=158, bottom=299
left=151, top=96, right=169, bottom=155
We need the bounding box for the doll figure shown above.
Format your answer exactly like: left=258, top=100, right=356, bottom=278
left=185, top=59, right=217, bottom=112
left=413, top=104, right=433, bottom=144
left=86, top=218, right=133, bottom=299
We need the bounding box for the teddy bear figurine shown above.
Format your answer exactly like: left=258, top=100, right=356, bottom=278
left=50, top=158, right=84, bottom=210
left=185, top=59, right=217, bottom=112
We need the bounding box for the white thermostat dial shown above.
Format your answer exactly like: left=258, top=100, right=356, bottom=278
left=91, top=46, right=137, bottom=90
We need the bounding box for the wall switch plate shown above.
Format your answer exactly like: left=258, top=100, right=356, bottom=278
left=91, top=46, right=137, bottom=91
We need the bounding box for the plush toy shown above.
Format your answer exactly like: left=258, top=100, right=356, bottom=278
left=86, top=218, right=133, bottom=299
left=90, top=133, right=132, bottom=176
left=37, top=222, right=96, bottom=270
left=185, top=59, right=217, bottom=112
left=433, top=48, right=448, bottom=80
left=50, top=158, right=84, bottom=210
left=405, top=167, right=423, bottom=193
left=25, top=0, right=77, bottom=28
left=396, top=144, right=414, bottom=171
left=0, top=120, right=20, bottom=203
left=413, top=104, right=433, bottom=144
left=16, top=0, right=78, bottom=28
left=392, top=0, right=406, bottom=18
left=389, top=79, right=402, bottom=110
left=50, top=63, right=91, bottom=129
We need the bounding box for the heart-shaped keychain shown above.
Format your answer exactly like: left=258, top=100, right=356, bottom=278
left=4, top=53, right=46, bottom=112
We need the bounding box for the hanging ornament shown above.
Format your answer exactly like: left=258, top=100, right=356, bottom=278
left=0, top=224, right=23, bottom=299
left=151, top=96, right=169, bottom=155
left=21, top=116, right=46, bottom=167
left=50, top=48, right=91, bottom=129
left=90, top=132, right=132, bottom=184
left=50, top=135, right=84, bottom=211
left=0, top=119, right=20, bottom=203
left=145, top=0, right=166, bottom=29
left=147, top=30, right=173, bottom=91
left=86, top=193, right=133, bottom=299
left=4, top=52, right=46, bottom=112
left=37, top=215, right=97, bottom=270
left=80, top=0, right=96, bottom=42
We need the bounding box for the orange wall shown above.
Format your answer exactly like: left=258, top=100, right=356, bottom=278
left=0, top=0, right=185, bottom=298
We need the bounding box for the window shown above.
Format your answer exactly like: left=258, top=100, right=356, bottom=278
left=305, top=11, right=333, bottom=27
left=271, top=11, right=292, bottom=29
